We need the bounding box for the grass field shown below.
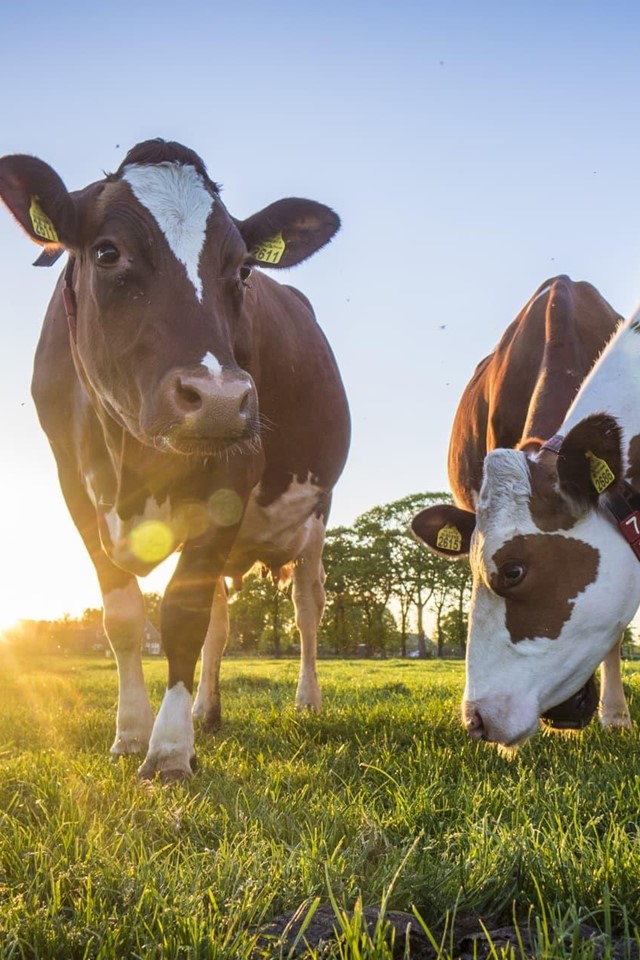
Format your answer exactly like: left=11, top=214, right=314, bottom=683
left=0, top=650, right=639, bottom=958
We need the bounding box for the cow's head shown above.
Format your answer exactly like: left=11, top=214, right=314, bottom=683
left=0, top=139, right=340, bottom=456
left=412, top=414, right=640, bottom=747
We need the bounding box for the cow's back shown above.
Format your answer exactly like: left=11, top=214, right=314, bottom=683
left=448, top=276, right=622, bottom=510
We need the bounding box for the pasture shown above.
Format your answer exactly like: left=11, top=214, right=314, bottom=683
left=0, top=650, right=639, bottom=958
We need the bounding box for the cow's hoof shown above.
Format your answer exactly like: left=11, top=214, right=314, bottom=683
left=137, top=755, right=196, bottom=782
left=159, top=768, right=193, bottom=785
left=295, top=684, right=322, bottom=713
left=110, top=735, right=149, bottom=757
left=600, top=711, right=633, bottom=730
left=193, top=705, right=221, bottom=733
left=295, top=700, right=322, bottom=714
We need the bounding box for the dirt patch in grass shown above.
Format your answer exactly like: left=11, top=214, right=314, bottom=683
left=254, top=904, right=639, bottom=959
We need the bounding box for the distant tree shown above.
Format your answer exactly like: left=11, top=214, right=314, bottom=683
left=352, top=493, right=464, bottom=657
left=621, top=625, right=638, bottom=659
left=143, top=593, right=163, bottom=630
left=322, top=527, right=363, bottom=655
left=322, top=525, right=400, bottom=654
left=228, top=571, right=295, bottom=656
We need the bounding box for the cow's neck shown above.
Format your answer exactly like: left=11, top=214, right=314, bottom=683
left=562, top=306, right=640, bottom=471
left=521, top=305, right=590, bottom=444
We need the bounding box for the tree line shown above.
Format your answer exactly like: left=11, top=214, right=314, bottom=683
left=3, top=492, right=475, bottom=659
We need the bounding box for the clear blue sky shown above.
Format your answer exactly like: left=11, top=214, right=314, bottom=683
left=2, top=0, right=640, bottom=623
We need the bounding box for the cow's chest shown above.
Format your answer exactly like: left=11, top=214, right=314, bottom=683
left=225, top=476, right=322, bottom=574
left=91, top=475, right=322, bottom=576
left=96, top=495, right=175, bottom=575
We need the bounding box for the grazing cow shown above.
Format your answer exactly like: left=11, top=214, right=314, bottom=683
left=412, top=276, right=638, bottom=747
left=0, top=139, right=350, bottom=780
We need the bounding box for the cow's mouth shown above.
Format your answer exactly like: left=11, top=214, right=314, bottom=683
left=146, top=419, right=261, bottom=457
left=540, top=674, right=599, bottom=730
left=159, top=431, right=262, bottom=458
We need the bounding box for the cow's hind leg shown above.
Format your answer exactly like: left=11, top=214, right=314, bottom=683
left=599, top=637, right=632, bottom=729
left=292, top=516, right=325, bottom=712
left=192, top=577, right=228, bottom=731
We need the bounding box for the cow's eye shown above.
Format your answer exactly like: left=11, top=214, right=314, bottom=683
left=500, top=562, right=526, bottom=588
left=95, top=243, right=120, bottom=267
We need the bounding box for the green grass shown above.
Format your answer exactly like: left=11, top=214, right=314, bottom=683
left=0, top=650, right=639, bottom=958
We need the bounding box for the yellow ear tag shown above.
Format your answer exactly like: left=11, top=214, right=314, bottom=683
left=251, top=232, right=285, bottom=265
left=585, top=450, right=615, bottom=494
left=29, top=197, right=59, bottom=243
left=436, top=524, right=462, bottom=552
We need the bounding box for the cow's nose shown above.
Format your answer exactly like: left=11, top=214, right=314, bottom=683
left=170, top=371, right=255, bottom=435
left=464, top=706, right=487, bottom=741
left=174, top=374, right=251, bottom=416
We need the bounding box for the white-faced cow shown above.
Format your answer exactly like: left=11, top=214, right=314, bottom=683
left=0, top=139, right=350, bottom=780
left=411, top=276, right=640, bottom=748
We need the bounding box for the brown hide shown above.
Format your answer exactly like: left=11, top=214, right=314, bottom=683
left=447, top=276, right=622, bottom=511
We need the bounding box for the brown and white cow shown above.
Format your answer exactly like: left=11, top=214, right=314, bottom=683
left=0, top=139, right=350, bottom=780
left=412, top=276, right=640, bottom=747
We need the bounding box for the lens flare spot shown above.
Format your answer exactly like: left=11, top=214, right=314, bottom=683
left=129, top=521, right=174, bottom=563
left=172, top=501, right=211, bottom=541
left=209, top=489, right=244, bottom=527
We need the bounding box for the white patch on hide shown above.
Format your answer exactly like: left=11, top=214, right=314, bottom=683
left=228, top=476, right=322, bottom=570
left=200, top=351, right=223, bottom=378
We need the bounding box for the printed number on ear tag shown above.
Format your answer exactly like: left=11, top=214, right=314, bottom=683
left=251, top=232, right=286, bottom=265
left=585, top=450, right=615, bottom=494
left=29, top=197, right=59, bottom=243
left=436, top=524, right=462, bottom=552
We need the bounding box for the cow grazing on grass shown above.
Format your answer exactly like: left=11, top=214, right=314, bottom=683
left=0, top=139, right=350, bottom=781
left=412, top=276, right=639, bottom=747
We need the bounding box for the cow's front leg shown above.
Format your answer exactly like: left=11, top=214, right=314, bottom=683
left=138, top=542, right=222, bottom=782
left=192, top=577, right=229, bottom=731
left=292, top=515, right=326, bottom=712
left=103, top=578, right=155, bottom=755
left=600, top=637, right=632, bottom=729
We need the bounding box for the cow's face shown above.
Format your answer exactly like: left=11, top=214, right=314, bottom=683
left=413, top=416, right=640, bottom=747
left=0, top=140, right=340, bottom=456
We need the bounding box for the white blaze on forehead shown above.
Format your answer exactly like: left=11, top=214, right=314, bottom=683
left=473, top=449, right=537, bottom=574
left=123, top=162, right=214, bottom=302
left=477, top=450, right=532, bottom=521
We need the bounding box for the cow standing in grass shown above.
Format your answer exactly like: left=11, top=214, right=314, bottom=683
left=0, top=139, right=350, bottom=781
left=412, top=276, right=639, bottom=746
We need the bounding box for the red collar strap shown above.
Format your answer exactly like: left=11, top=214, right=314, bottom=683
left=62, top=256, right=77, bottom=343
left=606, top=483, right=640, bottom=561
left=540, top=433, right=564, bottom=455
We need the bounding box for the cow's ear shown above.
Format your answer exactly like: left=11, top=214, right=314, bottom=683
left=238, top=198, right=340, bottom=269
left=411, top=504, right=476, bottom=559
left=557, top=414, right=624, bottom=504
left=0, top=155, right=76, bottom=255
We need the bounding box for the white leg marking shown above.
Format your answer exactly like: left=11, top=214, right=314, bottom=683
left=292, top=516, right=325, bottom=712
left=138, top=682, right=195, bottom=780
left=193, top=578, right=228, bottom=728
left=123, top=163, right=214, bottom=301
left=103, top=582, right=155, bottom=755
left=600, top=638, right=632, bottom=729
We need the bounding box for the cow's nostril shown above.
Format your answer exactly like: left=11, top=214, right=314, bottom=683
left=239, top=390, right=251, bottom=416
left=466, top=709, right=487, bottom=741
left=176, top=380, right=202, bottom=410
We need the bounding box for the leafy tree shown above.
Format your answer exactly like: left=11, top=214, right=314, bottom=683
left=350, top=493, right=466, bottom=657
left=322, top=525, right=400, bottom=654
left=228, top=571, right=295, bottom=656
